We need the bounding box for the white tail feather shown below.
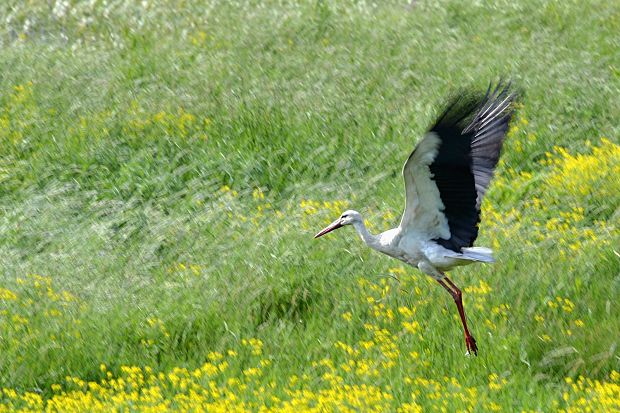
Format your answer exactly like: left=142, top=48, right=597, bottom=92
left=461, top=247, right=495, bottom=263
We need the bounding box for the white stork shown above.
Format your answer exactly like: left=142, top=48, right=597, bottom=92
left=315, top=83, right=517, bottom=355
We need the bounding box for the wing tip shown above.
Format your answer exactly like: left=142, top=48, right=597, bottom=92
left=431, top=79, right=520, bottom=136
left=462, top=80, right=519, bottom=134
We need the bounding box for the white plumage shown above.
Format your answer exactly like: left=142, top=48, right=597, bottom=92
left=315, top=83, right=518, bottom=355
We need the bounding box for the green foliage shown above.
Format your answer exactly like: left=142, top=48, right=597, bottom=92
left=0, top=0, right=619, bottom=411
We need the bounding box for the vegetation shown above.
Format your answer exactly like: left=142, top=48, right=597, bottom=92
left=0, top=0, right=618, bottom=411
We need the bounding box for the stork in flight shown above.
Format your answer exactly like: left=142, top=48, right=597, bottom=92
left=315, top=83, right=517, bottom=355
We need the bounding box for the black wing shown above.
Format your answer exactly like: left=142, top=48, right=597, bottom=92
left=400, top=82, right=517, bottom=253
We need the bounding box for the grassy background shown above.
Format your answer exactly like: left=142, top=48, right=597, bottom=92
left=0, top=0, right=619, bottom=410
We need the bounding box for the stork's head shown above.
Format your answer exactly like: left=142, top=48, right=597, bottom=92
left=314, top=210, right=362, bottom=238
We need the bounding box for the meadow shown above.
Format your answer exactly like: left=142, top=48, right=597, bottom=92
left=0, top=0, right=619, bottom=411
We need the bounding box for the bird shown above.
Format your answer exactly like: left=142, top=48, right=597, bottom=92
left=314, top=82, right=518, bottom=355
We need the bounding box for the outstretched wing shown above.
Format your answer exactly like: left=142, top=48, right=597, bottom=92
left=399, top=83, right=517, bottom=252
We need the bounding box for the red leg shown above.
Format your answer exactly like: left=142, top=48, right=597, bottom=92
left=436, top=277, right=478, bottom=355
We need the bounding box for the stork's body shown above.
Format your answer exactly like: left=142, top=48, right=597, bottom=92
left=315, top=83, right=517, bottom=355
left=337, top=215, right=494, bottom=274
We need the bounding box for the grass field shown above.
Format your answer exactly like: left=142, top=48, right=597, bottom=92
left=1, top=0, right=619, bottom=411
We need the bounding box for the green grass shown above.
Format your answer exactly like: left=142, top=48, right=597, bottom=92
left=0, top=0, right=619, bottom=411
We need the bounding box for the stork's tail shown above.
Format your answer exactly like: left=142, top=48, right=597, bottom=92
left=461, top=247, right=495, bottom=263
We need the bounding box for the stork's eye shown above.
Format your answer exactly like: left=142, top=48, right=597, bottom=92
left=341, top=214, right=348, bottom=219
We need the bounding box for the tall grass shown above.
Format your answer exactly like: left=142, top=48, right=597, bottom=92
left=0, top=0, right=619, bottom=411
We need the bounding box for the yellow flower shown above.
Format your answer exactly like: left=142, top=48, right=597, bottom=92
left=0, top=288, right=17, bottom=301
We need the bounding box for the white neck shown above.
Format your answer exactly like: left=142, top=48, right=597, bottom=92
left=352, top=220, right=381, bottom=251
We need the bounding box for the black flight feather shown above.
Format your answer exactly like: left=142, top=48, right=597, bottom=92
left=429, top=82, right=517, bottom=252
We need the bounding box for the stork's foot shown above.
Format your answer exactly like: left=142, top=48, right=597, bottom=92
left=465, top=335, right=478, bottom=356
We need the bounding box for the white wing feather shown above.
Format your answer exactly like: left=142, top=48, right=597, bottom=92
left=398, top=132, right=450, bottom=240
